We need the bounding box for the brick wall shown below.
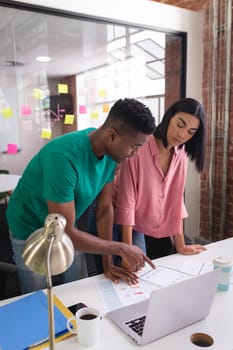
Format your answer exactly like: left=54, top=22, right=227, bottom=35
left=153, top=0, right=233, bottom=241
left=165, top=35, right=183, bottom=109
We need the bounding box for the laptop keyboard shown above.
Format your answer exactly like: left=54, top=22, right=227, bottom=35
left=125, top=315, right=146, bottom=336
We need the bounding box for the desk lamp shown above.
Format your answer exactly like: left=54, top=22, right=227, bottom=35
left=22, top=213, right=74, bottom=350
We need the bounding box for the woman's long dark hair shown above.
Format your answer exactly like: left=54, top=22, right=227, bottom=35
left=154, top=98, right=206, bottom=172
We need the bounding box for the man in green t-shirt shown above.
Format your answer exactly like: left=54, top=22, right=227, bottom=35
left=7, top=98, right=155, bottom=294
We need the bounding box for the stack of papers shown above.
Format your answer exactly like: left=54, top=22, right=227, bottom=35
left=0, top=290, right=73, bottom=350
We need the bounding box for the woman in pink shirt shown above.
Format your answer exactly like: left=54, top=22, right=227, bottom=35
left=113, top=97, right=206, bottom=264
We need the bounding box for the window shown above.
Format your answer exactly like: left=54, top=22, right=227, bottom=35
left=0, top=4, right=185, bottom=161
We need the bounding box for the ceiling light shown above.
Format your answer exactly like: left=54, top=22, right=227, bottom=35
left=36, top=56, right=51, bottom=62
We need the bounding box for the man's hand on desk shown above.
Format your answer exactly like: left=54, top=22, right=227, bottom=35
left=103, top=245, right=155, bottom=284
left=104, top=263, right=140, bottom=285
left=120, top=243, right=155, bottom=270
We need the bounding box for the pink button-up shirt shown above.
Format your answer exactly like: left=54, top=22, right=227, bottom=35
left=113, top=135, right=188, bottom=238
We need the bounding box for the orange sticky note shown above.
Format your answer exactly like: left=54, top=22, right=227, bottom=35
left=41, top=128, right=52, bottom=139
left=2, top=107, right=13, bottom=118
left=7, top=144, right=18, bottom=154
left=64, top=114, right=74, bottom=125
left=58, top=84, right=68, bottom=94
left=102, top=104, right=109, bottom=113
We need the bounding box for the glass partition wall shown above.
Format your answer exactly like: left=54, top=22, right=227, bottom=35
left=0, top=4, right=185, bottom=170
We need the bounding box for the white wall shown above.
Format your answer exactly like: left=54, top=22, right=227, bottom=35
left=4, top=0, right=203, bottom=240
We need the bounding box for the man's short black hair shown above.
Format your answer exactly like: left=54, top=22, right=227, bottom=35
left=103, top=98, right=155, bottom=135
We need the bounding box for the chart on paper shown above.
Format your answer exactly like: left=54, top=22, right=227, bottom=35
left=139, top=265, right=193, bottom=287
left=96, top=278, right=151, bottom=313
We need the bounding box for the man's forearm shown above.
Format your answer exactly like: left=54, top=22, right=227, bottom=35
left=95, top=202, right=115, bottom=268
left=67, top=226, right=124, bottom=256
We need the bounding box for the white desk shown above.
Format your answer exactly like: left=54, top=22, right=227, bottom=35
left=0, top=174, right=21, bottom=192
left=50, top=238, right=233, bottom=349
left=1, top=238, right=233, bottom=349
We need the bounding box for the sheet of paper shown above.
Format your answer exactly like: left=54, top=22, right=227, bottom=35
left=96, top=279, right=151, bottom=313
left=140, top=265, right=192, bottom=287
left=136, top=262, right=155, bottom=279
left=179, top=260, right=213, bottom=276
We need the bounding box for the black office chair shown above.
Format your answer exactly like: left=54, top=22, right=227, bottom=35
left=0, top=169, right=11, bottom=206
left=0, top=262, right=21, bottom=300
left=0, top=185, right=22, bottom=300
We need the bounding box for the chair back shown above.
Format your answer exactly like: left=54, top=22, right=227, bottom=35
left=0, top=170, right=10, bottom=203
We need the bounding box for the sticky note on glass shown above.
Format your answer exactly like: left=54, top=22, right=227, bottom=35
left=21, top=105, right=32, bottom=116
left=64, top=114, right=74, bottom=125
left=2, top=107, right=13, bottom=118
left=79, top=105, right=87, bottom=114
left=41, top=128, right=52, bottom=139
left=33, top=88, right=44, bottom=100
left=102, top=104, right=109, bottom=113
left=58, top=84, right=68, bottom=94
left=90, top=110, right=99, bottom=119
left=98, top=89, right=107, bottom=98
left=22, top=120, right=33, bottom=131
left=7, top=144, right=18, bottom=154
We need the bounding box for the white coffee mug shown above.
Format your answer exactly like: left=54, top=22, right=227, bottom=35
left=67, top=306, right=101, bottom=346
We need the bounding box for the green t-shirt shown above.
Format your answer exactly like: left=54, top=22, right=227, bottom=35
left=6, top=128, right=116, bottom=239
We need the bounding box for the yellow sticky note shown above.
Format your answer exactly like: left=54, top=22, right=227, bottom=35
left=41, top=128, right=52, bottom=139
left=102, top=104, right=109, bottom=113
left=58, top=84, right=68, bottom=94
left=98, top=89, right=107, bottom=98
left=33, top=88, right=44, bottom=100
left=64, top=114, right=74, bottom=125
left=90, top=110, right=99, bottom=119
left=2, top=106, right=13, bottom=118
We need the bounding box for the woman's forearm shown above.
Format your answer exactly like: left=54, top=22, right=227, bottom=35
left=121, top=225, right=133, bottom=245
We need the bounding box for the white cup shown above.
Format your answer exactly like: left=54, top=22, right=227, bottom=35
left=213, top=256, right=232, bottom=291
left=67, top=307, right=101, bottom=346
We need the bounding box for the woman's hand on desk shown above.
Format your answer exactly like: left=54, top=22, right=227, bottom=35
left=176, top=244, right=206, bottom=255
left=174, top=233, right=206, bottom=255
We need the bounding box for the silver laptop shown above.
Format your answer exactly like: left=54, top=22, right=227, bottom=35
left=107, top=270, right=219, bottom=345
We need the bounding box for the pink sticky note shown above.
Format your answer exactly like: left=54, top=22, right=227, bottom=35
left=79, top=105, right=87, bottom=114
left=21, top=105, right=32, bottom=116
left=7, top=144, right=18, bottom=154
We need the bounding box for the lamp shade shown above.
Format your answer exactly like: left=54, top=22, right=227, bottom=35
left=22, top=213, right=74, bottom=275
